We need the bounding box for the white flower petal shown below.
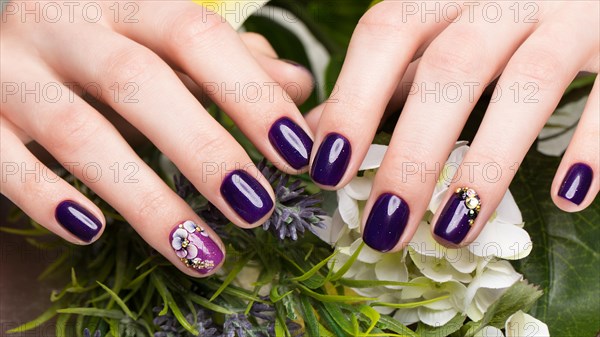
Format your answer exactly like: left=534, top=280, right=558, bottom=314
left=183, top=220, right=197, bottom=233
left=477, top=262, right=521, bottom=289
left=468, top=220, right=532, bottom=260
left=354, top=239, right=384, bottom=264
left=171, top=236, right=183, bottom=250
left=418, top=307, right=458, bottom=327
left=475, top=288, right=505, bottom=314
left=185, top=244, right=199, bottom=259
left=505, top=311, right=550, bottom=337
left=344, top=176, right=373, bottom=200
left=313, top=215, right=346, bottom=245
left=466, top=301, right=485, bottom=323
left=495, top=190, right=523, bottom=224
left=393, top=308, right=420, bottom=326
left=375, top=253, right=408, bottom=289
left=370, top=293, right=398, bottom=314
left=401, top=277, right=431, bottom=300
left=359, top=144, right=387, bottom=171
left=174, top=228, right=188, bottom=239
left=409, top=221, right=446, bottom=258
left=409, top=249, right=472, bottom=283
left=337, top=189, right=361, bottom=229
left=474, top=326, right=505, bottom=337
left=446, top=247, right=479, bottom=274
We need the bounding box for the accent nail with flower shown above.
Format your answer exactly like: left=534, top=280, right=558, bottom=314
left=170, top=220, right=224, bottom=274
left=434, top=187, right=481, bottom=245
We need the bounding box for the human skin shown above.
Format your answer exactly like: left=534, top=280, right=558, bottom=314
left=0, top=0, right=315, bottom=276
left=305, top=1, right=599, bottom=251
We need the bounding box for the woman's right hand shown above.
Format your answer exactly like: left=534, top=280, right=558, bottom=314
left=0, top=0, right=315, bottom=276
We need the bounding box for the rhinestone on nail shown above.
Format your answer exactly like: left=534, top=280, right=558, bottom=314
left=455, top=187, right=481, bottom=226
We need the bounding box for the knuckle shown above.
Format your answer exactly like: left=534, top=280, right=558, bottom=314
left=133, top=189, right=170, bottom=222
left=421, top=36, right=484, bottom=78
left=43, top=106, right=100, bottom=153
left=185, top=132, right=232, bottom=170
left=508, top=49, right=563, bottom=87
left=103, top=47, right=159, bottom=87
left=358, top=2, right=410, bottom=37
left=169, top=10, right=226, bottom=49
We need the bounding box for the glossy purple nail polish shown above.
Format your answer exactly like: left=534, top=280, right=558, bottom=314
left=268, top=117, right=313, bottom=170
left=558, top=163, right=593, bottom=205
left=433, top=188, right=481, bottom=245
left=310, top=133, right=351, bottom=186
left=170, top=220, right=224, bottom=274
left=363, top=193, right=409, bottom=252
left=55, top=200, right=102, bottom=242
left=221, top=170, right=274, bottom=223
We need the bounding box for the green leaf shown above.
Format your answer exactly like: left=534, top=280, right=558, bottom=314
left=464, top=280, right=542, bottom=337
left=375, top=315, right=418, bottom=337
left=417, top=314, right=465, bottom=337
left=298, top=296, right=319, bottom=337
left=298, top=284, right=376, bottom=303
left=329, top=242, right=365, bottom=281
left=358, top=305, right=380, bottom=335
left=336, top=278, right=415, bottom=288
left=188, top=293, right=234, bottom=315
left=55, top=313, right=71, bottom=337
left=210, top=252, right=254, bottom=301
left=511, top=149, right=600, bottom=336
left=56, top=308, right=124, bottom=319
left=151, top=273, right=199, bottom=335
left=290, top=249, right=337, bottom=282
left=6, top=304, right=59, bottom=333
left=371, top=295, right=450, bottom=309
left=96, top=281, right=136, bottom=319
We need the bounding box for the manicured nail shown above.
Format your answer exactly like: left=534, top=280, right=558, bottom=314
left=363, top=193, right=410, bottom=252
left=170, top=220, right=224, bottom=274
left=268, top=117, right=313, bottom=170
left=558, top=163, right=593, bottom=205
left=310, top=133, right=351, bottom=186
left=220, top=170, right=274, bottom=223
left=55, top=200, right=102, bottom=242
left=433, top=187, right=481, bottom=245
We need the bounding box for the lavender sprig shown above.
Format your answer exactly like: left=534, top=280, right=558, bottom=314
left=258, top=160, right=326, bottom=241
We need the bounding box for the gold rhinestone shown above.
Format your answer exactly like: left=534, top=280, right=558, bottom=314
left=181, top=239, right=189, bottom=248
left=466, top=197, right=480, bottom=209
left=468, top=219, right=474, bottom=226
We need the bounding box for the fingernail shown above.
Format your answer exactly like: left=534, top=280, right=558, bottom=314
left=170, top=220, right=224, bottom=274
left=558, top=163, right=593, bottom=205
left=55, top=200, right=102, bottom=242
left=310, top=133, right=351, bottom=186
left=268, top=117, right=313, bottom=170
left=433, top=187, right=481, bottom=245
left=221, top=170, right=274, bottom=223
left=363, top=193, right=410, bottom=252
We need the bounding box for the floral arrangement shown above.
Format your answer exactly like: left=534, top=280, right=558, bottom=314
left=2, top=1, right=598, bottom=336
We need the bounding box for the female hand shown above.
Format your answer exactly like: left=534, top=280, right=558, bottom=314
left=0, top=0, right=315, bottom=276
left=308, top=1, right=599, bottom=251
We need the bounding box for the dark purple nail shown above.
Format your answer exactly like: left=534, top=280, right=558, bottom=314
left=220, top=170, right=274, bottom=223
left=363, top=193, right=409, bottom=252
left=310, top=133, right=351, bottom=186
left=268, top=117, right=313, bottom=170
left=558, top=163, right=593, bottom=205
left=55, top=200, right=102, bottom=242
left=433, top=187, right=481, bottom=245
left=170, top=220, right=224, bottom=274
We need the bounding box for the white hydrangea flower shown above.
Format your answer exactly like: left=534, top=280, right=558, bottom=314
left=314, top=143, right=534, bottom=325
left=392, top=277, right=467, bottom=326
left=474, top=310, right=550, bottom=337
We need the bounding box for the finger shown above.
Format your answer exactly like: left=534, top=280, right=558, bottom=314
left=309, top=1, right=451, bottom=188
left=112, top=1, right=314, bottom=172
left=362, top=6, right=535, bottom=252
left=1, top=69, right=225, bottom=277
left=179, top=34, right=314, bottom=106
left=552, top=77, right=600, bottom=210
left=37, top=24, right=275, bottom=228
left=432, top=19, right=596, bottom=247
left=0, top=118, right=105, bottom=244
